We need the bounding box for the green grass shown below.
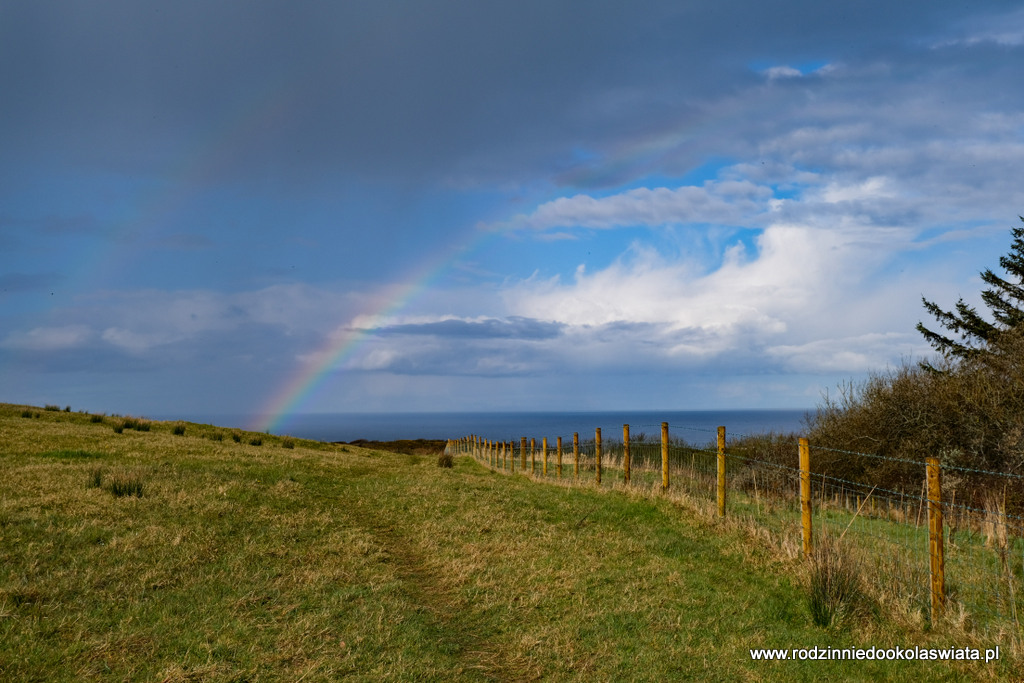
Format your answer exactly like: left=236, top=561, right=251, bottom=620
left=0, top=403, right=1018, bottom=681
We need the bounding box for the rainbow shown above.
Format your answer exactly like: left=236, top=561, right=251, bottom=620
left=251, top=233, right=483, bottom=434
left=249, top=108, right=739, bottom=433
left=49, top=71, right=736, bottom=432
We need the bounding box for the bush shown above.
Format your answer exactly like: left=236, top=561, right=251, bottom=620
left=172, top=423, right=186, bottom=436
left=807, top=328, right=1024, bottom=516
left=44, top=405, right=60, bottom=412
left=249, top=436, right=263, bottom=446
left=231, top=432, right=242, bottom=443
left=281, top=436, right=295, bottom=449
left=437, top=452, right=454, bottom=468
left=209, top=431, right=224, bottom=441
left=90, top=414, right=104, bottom=423
left=20, top=410, right=32, bottom=418
left=112, top=424, right=124, bottom=434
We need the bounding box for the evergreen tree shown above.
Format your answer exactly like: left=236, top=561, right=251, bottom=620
left=917, top=218, right=1024, bottom=368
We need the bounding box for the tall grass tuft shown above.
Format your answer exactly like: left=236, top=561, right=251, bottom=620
left=87, top=468, right=104, bottom=489
left=20, top=410, right=32, bottom=418
left=437, top=452, right=454, bottom=468
left=249, top=436, right=263, bottom=446
left=172, top=423, right=186, bottom=436
left=41, top=449, right=103, bottom=459
left=119, top=417, right=151, bottom=432
left=232, top=431, right=242, bottom=443
left=107, top=475, right=144, bottom=498
left=44, top=404, right=60, bottom=412
left=89, top=414, right=104, bottom=423
left=807, top=535, right=871, bottom=629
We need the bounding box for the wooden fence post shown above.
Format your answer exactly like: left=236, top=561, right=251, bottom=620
left=799, top=438, right=812, bottom=558
left=595, top=428, right=602, bottom=486
left=557, top=436, right=563, bottom=479
left=530, top=438, right=536, bottom=475
left=927, top=457, right=946, bottom=621
left=521, top=437, right=527, bottom=472
left=717, top=426, right=726, bottom=517
left=661, top=422, right=669, bottom=491
left=542, top=437, right=548, bottom=477
left=623, top=424, right=631, bottom=485
left=573, top=432, right=580, bottom=480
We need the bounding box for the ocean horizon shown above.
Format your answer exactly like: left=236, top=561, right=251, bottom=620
left=155, top=409, right=815, bottom=443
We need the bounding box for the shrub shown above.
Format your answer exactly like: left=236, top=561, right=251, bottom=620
left=136, top=420, right=151, bottom=432
left=113, top=424, right=124, bottom=434
left=20, top=410, right=32, bottom=418
left=437, top=452, right=454, bottom=468
left=64, top=406, right=71, bottom=412
left=232, top=432, right=242, bottom=443
left=807, top=331, right=1024, bottom=513
left=44, top=404, right=60, bottom=412
left=90, top=414, right=104, bottom=423
left=209, top=431, right=224, bottom=441
left=249, top=436, right=263, bottom=446
left=281, top=436, right=295, bottom=449
left=172, top=424, right=186, bottom=436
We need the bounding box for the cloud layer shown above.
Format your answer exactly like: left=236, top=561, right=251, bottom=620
left=3, top=2, right=1024, bottom=418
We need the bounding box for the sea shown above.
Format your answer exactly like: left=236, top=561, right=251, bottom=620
left=158, top=409, right=815, bottom=443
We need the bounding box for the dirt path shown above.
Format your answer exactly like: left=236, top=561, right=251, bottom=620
left=340, top=495, right=525, bottom=681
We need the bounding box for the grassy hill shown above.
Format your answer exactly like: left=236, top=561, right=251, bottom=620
left=0, top=403, right=1016, bottom=681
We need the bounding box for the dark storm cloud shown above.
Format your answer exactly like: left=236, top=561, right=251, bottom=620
left=3, top=0, right=1012, bottom=188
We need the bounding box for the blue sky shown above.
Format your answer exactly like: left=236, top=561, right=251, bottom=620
left=3, top=1, right=1024, bottom=428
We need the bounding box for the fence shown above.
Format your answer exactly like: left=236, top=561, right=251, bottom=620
left=447, top=422, right=1024, bottom=645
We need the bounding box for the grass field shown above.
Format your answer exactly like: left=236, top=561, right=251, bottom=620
left=1, top=404, right=1019, bottom=681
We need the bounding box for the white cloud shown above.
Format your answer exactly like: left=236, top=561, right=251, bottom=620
left=766, top=332, right=919, bottom=373
left=100, top=327, right=171, bottom=353
left=2, top=325, right=93, bottom=351
left=497, top=216, right=937, bottom=374
left=488, top=180, right=773, bottom=232
left=763, top=65, right=802, bottom=80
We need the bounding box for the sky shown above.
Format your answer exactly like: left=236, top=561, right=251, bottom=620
left=3, top=1, right=1024, bottom=432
